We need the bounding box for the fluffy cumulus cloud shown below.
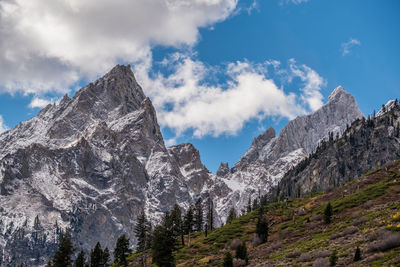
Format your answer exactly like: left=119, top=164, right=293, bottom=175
left=0, top=115, right=9, bottom=133
left=134, top=54, right=325, bottom=138
left=0, top=0, right=237, bottom=94
left=28, top=97, right=52, bottom=109
left=341, top=38, right=361, bottom=56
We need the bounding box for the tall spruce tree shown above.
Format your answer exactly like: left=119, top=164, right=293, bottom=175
left=235, top=241, right=248, bottom=264
left=256, top=206, right=268, bottom=244
left=206, top=198, right=214, bottom=231
left=102, top=248, right=110, bottom=266
left=52, top=234, right=75, bottom=267
left=247, top=198, right=252, bottom=213
left=222, top=251, right=233, bottom=267
left=170, top=204, right=183, bottom=247
left=324, top=202, right=333, bottom=224
left=113, top=235, right=131, bottom=267
left=152, top=213, right=175, bottom=267
left=183, top=206, right=194, bottom=234
left=90, top=242, right=103, bottom=267
left=135, top=209, right=151, bottom=252
left=74, top=250, right=86, bottom=267
left=194, top=198, right=203, bottom=232
left=226, top=207, right=237, bottom=224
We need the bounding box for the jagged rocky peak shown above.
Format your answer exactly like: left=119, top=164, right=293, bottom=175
left=328, top=85, right=346, bottom=102
left=252, top=126, right=276, bottom=148
left=216, top=162, right=230, bottom=177
left=377, top=99, right=398, bottom=116
left=72, top=64, right=146, bottom=115
left=168, top=143, right=207, bottom=172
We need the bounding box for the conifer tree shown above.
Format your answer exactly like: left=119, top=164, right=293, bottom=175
left=113, top=235, right=131, bottom=267
left=256, top=206, right=268, bottom=244
left=324, top=202, right=333, bottom=224
left=222, top=251, right=233, bottom=267
left=74, top=251, right=86, bottom=267
left=206, top=198, right=214, bottom=231
left=354, top=247, right=361, bottom=262
left=247, top=198, right=252, bottom=213
left=183, top=206, right=194, bottom=235
left=235, top=241, right=248, bottom=264
left=52, top=234, right=75, bottom=267
left=90, top=242, right=103, bottom=267
left=329, top=250, right=338, bottom=266
left=151, top=214, right=175, bottom=267
left=170, top=204, right=183, bottom=247
left=102, top=248, right=110, bottom=266
left=226, top=208, right=237, bottom=224
left=194, top=198, right=203, bottom=232
left=252, top=198, right=259, bottom=210
left=135, top=209, right=151, bottom=252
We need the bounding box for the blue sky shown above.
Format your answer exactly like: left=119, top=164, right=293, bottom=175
left=0, top=0, right=399, bottom=172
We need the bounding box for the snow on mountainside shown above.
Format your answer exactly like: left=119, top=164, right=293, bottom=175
left=0, top=64, right=364, bottom=266
left=210, top=85, right=364, bottom=219
left=0, top=65, right=194, bottom=266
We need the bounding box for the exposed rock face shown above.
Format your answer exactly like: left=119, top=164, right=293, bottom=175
left=212, top=86, right=364, bottom=220
left=216, top=162, right=230, bottom=177
left=274, top=103, right=400, bottom=199
left=0, top=65, right=193, bottom=266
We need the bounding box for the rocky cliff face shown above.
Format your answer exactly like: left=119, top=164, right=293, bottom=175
left=0, top=64, right=367, bottom=266
left=211, top=86, right=364, bottom=219
left=273, top=101, right=400, bottom=200
left=0, top=65, right=194, bottom=266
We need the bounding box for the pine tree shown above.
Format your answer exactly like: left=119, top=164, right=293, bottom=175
left=74, top=251, right=86, bottom=267
left=113, top=235, right=131, bottom=267
left=247, top=198, right=252, bottom=213
left=235, top=241, right=248, bottom=264
left=252, top=198, right=259, bottom=210
left=194, top=198, right=203, bottom=232
left=256, top=206, right=268, bottom=244
left=206, top=198, right=214, bottom=231
left=135, top=209, right=151, bottom=252
left=151, top=224, right=175, bottom=267
left=329, top=250, right=338, bottom=266
left=183, top=206, right=194, bottom=234
left=90, top=242, right=103, bottom=267
left=324, top=202, right=333, bottom=224
left=52, top=234, right=75, bottom=267
left=102, top=248, right=110, bottom=266
left=170, top=204, right=183, bottom=247
left=226, top=208, right=237, bottom=224
left=354, top=247, right=361, bottom=262
left=222, top=251, right=233, bottom=267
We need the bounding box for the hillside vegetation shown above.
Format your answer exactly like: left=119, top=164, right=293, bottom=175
left=128, top=159, right=400, bottom=266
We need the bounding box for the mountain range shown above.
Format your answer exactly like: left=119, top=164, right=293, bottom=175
left=0, top=64, right=396, bottom=266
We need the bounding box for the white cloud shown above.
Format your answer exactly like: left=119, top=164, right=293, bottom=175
left=0, top=115, right=9, bottom=133
left=134, top=54, right=325, bottom=138
left=341, top=38, right=361, bottom=56
left=28, top=97, right=52, bottom=109
left=280, top=0, right=309, bottom=5
left=0, top=0, right=237, bottom=95
left=288, top=59, right=325, bottom=111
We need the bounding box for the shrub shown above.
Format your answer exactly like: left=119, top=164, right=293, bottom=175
left=251, top=236, right=262, bottom=247
left=329, top=251, right=338, bottom=266
left=223, top=251, right=233, bottom=267
left=312, top=258, right=329, bottom=267
left=313, top=250, right=331, bottom=259
left=298, top=252, right=312, bottom=262
left=368, top=232, right=400, bottom=252
left=229, top=239, right=242, bottom=250
left=233, top=258, right=246, bottom=267
left=286, top=251, right=301, bottom=259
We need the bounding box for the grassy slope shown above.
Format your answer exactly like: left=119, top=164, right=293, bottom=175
left=128, top=160, right=400, bottom=267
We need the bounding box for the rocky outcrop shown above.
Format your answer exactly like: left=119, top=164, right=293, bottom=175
left=273, top=102, right=400, bottom=199
left=212, top=86, right=364, bottom=221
